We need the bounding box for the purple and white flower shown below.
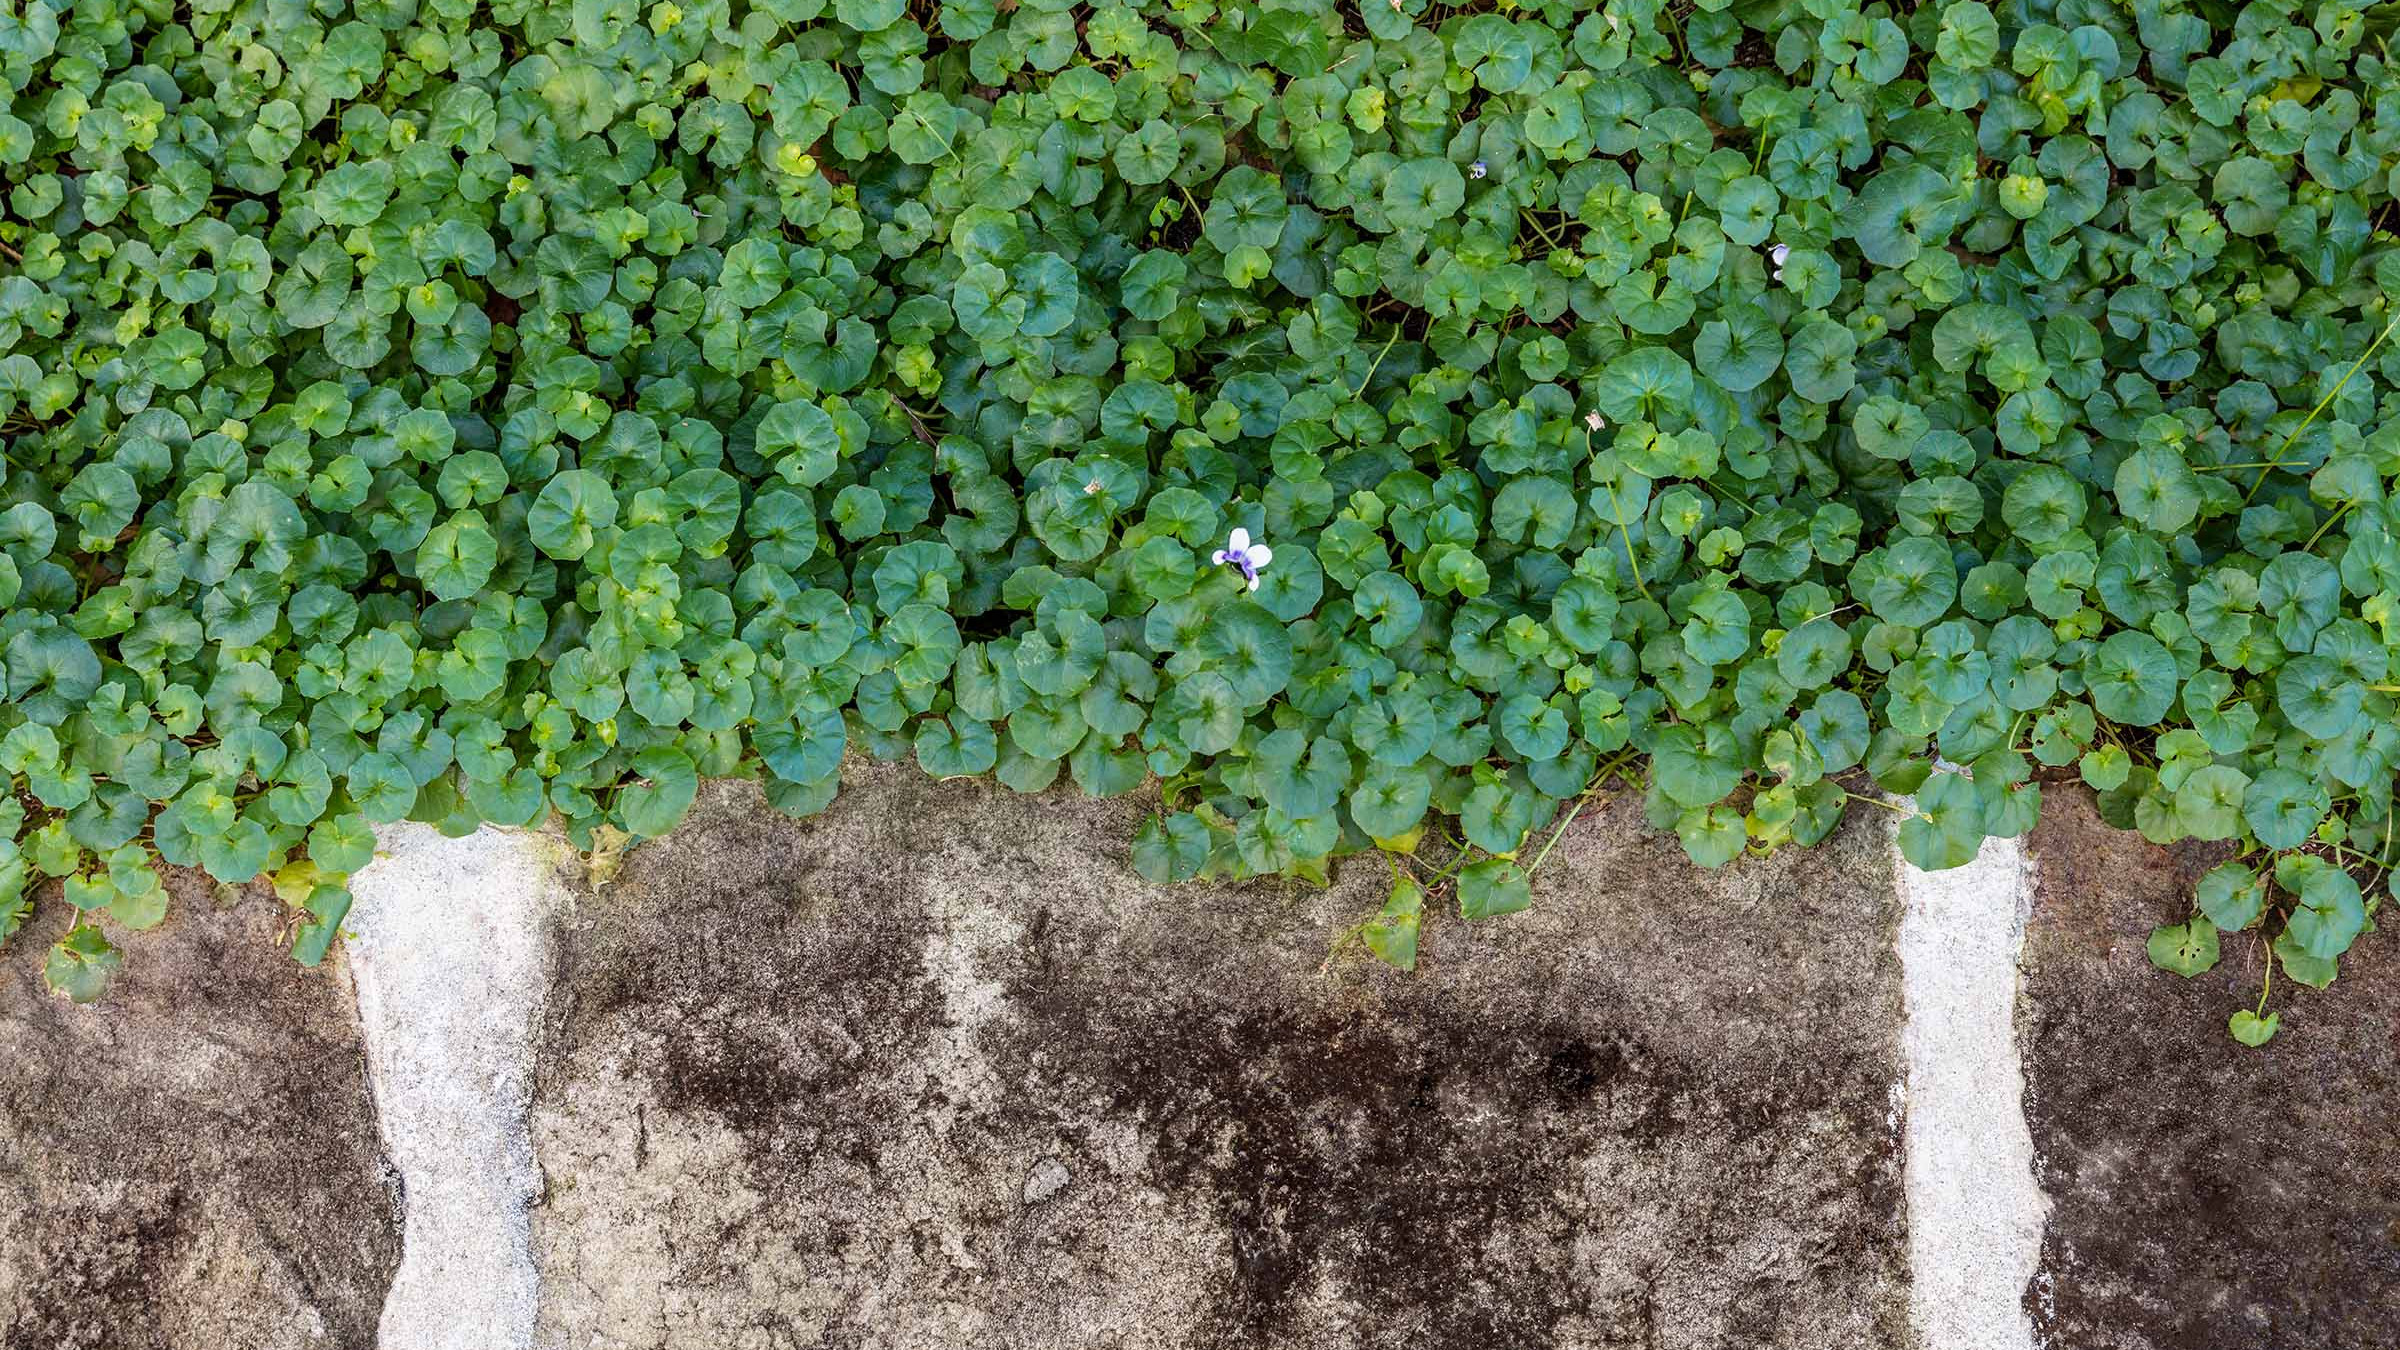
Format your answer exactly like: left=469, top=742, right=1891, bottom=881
left=1470, top=160, right=1488, bottom=179
left=1584, top=410, right=1606, bottom=432
left=1212, top=528, right=1273, bottom=592
left=1769, top=242, right=1790, bottom=282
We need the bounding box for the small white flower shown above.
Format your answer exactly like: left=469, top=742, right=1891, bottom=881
left=1083, top=477, right=1103, bottom=496
left=1606, top=11, right=1620, bottom=30
left=1211, top=527, right=1273, bottom=592
left=1470, top=160, right=1487, bottom=180
left=1584, top=410, right=1606, bottom=432
left=1769, top=242, right=1790, bottom=282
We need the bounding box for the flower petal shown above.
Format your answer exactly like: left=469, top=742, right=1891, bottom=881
left=1227, top=527, right=1250, bottom=553
left=1246, top=544, right=1273, bottom=568
left=1247, top=574, right=1261, bottom=591
left=1211, top=550, right=1231, bottom=564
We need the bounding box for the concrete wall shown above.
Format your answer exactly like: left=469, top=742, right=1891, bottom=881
left=2, top=763, right=2393, bottom=1349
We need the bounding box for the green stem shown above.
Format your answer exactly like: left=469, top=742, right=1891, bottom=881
left=2327, top=840, right=2400, bottom=872
left=1422, top=845, right=1474, bottom=888
left=2244, top=309, right=2400, bottom=504
left=1845, top=791, right=1910, bottom=814
left=1525, top=787, right=1603, bottom=878
left=1703, top=476, right=1759, bottom=515
left=1351, top=326, right=1402, bottom=399
left=2302, top=499, right=2355, bottom=551
left=1592, top=749, right=1640, bottom=786
left=1516, top=755, right=1641, bottom=884
left=1603, top=479, right=1652, bottom=602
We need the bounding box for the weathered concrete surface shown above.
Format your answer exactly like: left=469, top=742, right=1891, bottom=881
left=527, top=765, right=1910, bottom=1349
left=0, top=875, right=400, bottom=1348
left=2019, top=790, right=2400, bottom=1348
left=21, top=769, right=2400, bottom=1348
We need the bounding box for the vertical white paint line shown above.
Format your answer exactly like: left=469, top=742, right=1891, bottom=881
left=346, top=825, right=560, bottom=1350
left=1896, top=823, right=2048, bottom=1350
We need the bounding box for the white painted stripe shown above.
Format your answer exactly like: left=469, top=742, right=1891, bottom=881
left=347, top=825, right=559, bottom=1350
left=1896, top=822, right=2048, bottom=1350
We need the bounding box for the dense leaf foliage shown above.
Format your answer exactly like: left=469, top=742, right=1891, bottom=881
left=1, top=0, right=2396, bottom=1038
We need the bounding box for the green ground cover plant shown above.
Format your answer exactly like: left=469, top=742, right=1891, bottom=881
left=0, top=0, right=2393, bottom=1039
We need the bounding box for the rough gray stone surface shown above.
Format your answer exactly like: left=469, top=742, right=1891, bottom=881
left=0, top=875, right=400, bottom=1349
left=2019, top=789, right=2400, bottom=1349
left=528, top=763, right=1909, bottom=1350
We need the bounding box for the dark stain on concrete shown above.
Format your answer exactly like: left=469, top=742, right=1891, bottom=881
left=1007, top=999, right=1714, bottom=1346
left=530, top=765, right=1911, bottom=1349
left=2022, top=788, right=2400, bottom=1350
left=0, top=873, right=399, bottom=1349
